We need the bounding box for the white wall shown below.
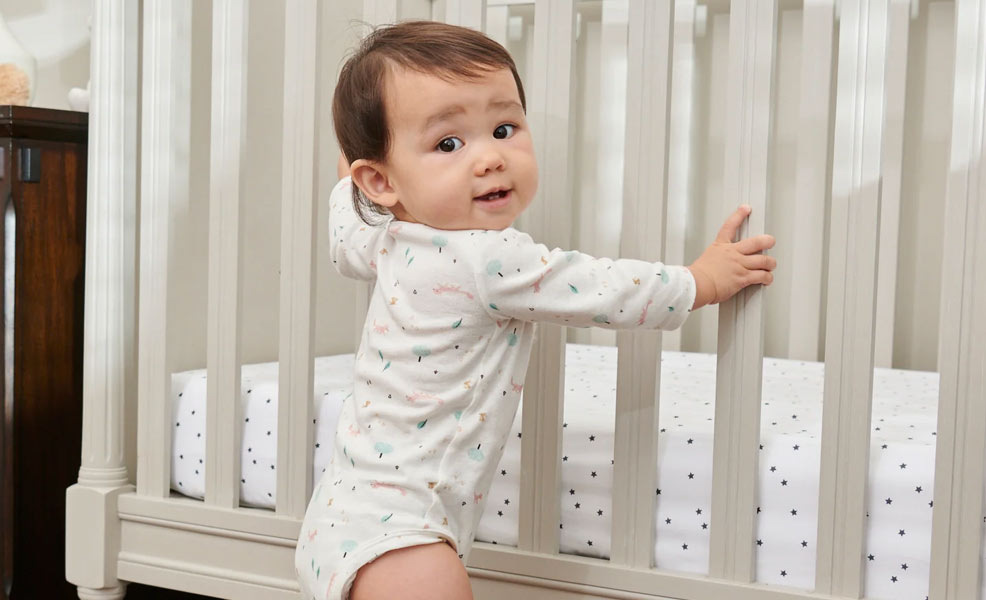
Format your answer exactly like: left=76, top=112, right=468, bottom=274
left=1, top=0, right=89, bottom=110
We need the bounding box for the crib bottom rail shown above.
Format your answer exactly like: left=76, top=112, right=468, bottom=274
left=107, top=492, right=851, bottom=600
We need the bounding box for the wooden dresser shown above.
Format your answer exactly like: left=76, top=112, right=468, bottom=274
left=0, top=106, right=87, bottom=598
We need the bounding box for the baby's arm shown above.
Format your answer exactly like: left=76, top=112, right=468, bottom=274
left=474, top=205, right=775, bottom=329
left=327, top=175, right=387, bottom=282
left=473, top=230, right=695, bottom=331
left=687, top=205, right=776, bottom=309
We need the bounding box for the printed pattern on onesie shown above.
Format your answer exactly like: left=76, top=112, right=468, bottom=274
left=296, top=177, right=696, bottom=600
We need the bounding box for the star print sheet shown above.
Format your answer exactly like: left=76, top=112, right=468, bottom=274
left=170, top=344, right=954, bottom=600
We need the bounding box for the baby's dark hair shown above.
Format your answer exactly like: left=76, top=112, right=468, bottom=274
left=333, top=21, right=527, bottom=223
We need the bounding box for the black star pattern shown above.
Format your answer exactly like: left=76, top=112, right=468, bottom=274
left=167, top=341, right=945, bottom=589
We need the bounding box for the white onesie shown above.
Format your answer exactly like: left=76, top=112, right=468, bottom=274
left=295, top=177, right=696, bottom=599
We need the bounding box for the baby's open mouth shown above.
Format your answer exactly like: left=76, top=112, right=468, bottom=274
left=475, top=189, right=510, bottom=201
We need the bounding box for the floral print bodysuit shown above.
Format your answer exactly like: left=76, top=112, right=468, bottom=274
left=295, top=177, right=696, bottom=599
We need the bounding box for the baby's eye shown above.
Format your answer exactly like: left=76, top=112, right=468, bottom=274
left=437, top=137, right=463, bottom=153
left=493, top=124, right=516, bottom=139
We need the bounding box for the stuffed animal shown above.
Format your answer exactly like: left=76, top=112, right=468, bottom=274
left=0, top=62, right=29, bottom=105
left=67, top=15, right=91, bottom=112
left=68, top=80, right=89, bottom=112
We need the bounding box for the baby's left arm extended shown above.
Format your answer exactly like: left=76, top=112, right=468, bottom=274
left=473, top=230, right=695, bottom=331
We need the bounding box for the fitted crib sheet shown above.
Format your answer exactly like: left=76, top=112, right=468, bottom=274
left=170, top=345, right=947, bottom=600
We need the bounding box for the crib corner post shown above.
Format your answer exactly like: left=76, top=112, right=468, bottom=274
left=65, top=484, right=131, bottom=599
left=65, top=0, right=140, bottom=597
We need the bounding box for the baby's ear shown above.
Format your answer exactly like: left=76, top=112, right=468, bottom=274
left=350, top=160, right=398, bottom=209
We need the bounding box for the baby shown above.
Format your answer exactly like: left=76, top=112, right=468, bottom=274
left=296, top=20, right=776, bottom=600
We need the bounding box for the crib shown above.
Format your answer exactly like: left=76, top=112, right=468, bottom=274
left=63, top=0, right=985, bottom=599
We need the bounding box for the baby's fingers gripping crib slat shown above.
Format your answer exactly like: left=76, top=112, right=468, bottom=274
left=205, top=0, right=248, bottom=510
left=708, top=0, right=774, bottom=583
left=929, top=1, right=986, bottom=597
left=815, top=0, right=890, bottom=595
left=276, top=0, right=320, bottom=519
left=611, top=0, right=673, bottom=570
left=516, top=0, right=575, bottom=556
left=137, top=0, right=192, bottom=500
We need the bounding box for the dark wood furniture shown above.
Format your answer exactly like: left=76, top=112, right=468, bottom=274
left=0, top=108, right=211, bottom=600
left=0, top=106, right=87, bottom=599
left=0, top=107, right=212, bottom=600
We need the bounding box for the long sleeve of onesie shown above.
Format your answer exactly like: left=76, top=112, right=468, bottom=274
left=473, top=228, right=695, bottom=330
left=328, top=176, right=389, bottom=282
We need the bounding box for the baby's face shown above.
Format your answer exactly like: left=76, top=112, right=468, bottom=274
left=377, top=67, right=538, bottom=230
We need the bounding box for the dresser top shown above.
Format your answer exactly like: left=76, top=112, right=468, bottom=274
left=0, top=106, right=88, bottom=144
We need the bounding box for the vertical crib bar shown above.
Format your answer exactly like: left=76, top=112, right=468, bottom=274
left=928, top=1, right=986, bottom=597
left=445, top=0, right=486, bottom=30
left=364, top=0, right=398, bottom=24
left=787, top=0, right=834, bottom=362
left=136, top=0, right=191, bottom=499
left=66, top=1, right=138, bottom=593
left=356, top=1, right=398, bottom=334
left=661, top=0, right=696, bottom=353
left=276, top=0, right=320, bottom=519
left=205, top=0, right=247, bottom=509
left=707, top=0, right=774, bottom=582
left=814, top=0, right=889, bottom=595
left=517, top=0, right=574, bottom=555
left=611, top=0, right=674, bottom=569
left=873, top=0, right=912, bottom=368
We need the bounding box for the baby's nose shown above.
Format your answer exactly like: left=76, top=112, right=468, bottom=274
left=474, top=147, right=506, bottom=175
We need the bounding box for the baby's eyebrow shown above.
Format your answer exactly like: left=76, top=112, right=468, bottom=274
left=488, top=99, right=523, bottom=113
left=421, top=99, right=524, bottom=133
left=422, top=105, right=466, bottom=132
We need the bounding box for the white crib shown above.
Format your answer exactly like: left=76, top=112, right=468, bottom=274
left=64, top=0, right=986, bottom=599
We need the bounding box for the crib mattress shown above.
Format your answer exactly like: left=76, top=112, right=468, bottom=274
left=170, top=345, right=946, bottom=600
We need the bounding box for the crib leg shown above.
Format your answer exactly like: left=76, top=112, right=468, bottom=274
left=77, top=584, right=128, bottom=599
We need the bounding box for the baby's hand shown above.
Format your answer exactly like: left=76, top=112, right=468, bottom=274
left=687, top=205, right=776, bottom=310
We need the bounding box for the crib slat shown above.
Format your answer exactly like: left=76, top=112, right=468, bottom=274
left=661, top=0, right=696, bottom=353
left=517, top=0, right=574, bottom=555
left=445, top=0, right=486, bottom=30
left=204, top=0, right=248, bottom=509
left=786, top=0, right=834, bottom=362
left=364, top=0, right=398, bottom=24
left=354, top=2, right=399, bottom=346
left=610, top=0, right=673, bottom=570
left=79, top=0, right=138, bottom=487
left=707, top=0, right=774, bottom=582
left=813, top=0, right=889, bottom=595
left=136, top=0, right=191, bottom=499
left=873, top=0, right=911, bottom=368
left=928, top=1, right=986, bottom=597
left=276, top=0, right=319, bottom=519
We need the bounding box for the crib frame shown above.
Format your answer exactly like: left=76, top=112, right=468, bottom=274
left=63, top=0, right=986, bottom=599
